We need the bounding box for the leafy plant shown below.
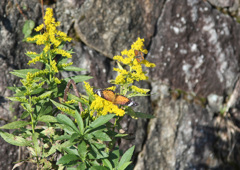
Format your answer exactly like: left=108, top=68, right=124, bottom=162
left=1, top=8, right=155, bottom=170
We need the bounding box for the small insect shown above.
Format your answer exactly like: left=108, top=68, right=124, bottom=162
left=94, top=89, right=138, bottom=106
left=134, top=50, right=144, bottom=63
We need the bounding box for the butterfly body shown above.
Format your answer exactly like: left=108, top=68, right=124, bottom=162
left=94, top=89, right=138, bottom=106
left=134, top=50, right=144, bottom=63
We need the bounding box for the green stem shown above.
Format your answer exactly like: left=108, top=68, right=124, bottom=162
left=29, top=96, right=35, bottom=134
left=49, top=53, right=52, bottom=81
left=109, top=117, right=120, bottom=150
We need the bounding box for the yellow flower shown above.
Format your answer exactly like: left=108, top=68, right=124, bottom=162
left=58, top=62, right=73, bottom=69
left=142, top=60, right=156, bottom=67
left=106, top=86, right=117, bottom=91
left=90, top=95, right=125, bottom=117
left=54, top=77, right=61, bottom=84
left=65, top=99, right=77, bottom=104
left=130, top=85, right=150, bottom=94
left=83, top=81, right=94, bottom=95
left=115, top=74, right=126, bottom=84
left=50, top=60, right=58, bottom=73
left=53, top=49, right=72, bottom=58
left=27, top=7, right=72, bottom=60
left=35, top=24, right=44, bottom=32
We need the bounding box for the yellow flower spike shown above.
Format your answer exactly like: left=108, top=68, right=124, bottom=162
left=115, top=74, right=126, bottom=84
left=54, top=77, right=61, bottom=84
left=27, top=7, right=72, bottom=68
left=35, top=24, right=44, bottom=32
left=26, top=51, right=37, bottom=55
left=131, top=37, right=145, bottom=51
left=84, top=81, right=94, bottom=95
left=130, top=85, right=150, bottom=94
left=65, top=99, right=77, bottom=104
left=106, top=86, right=117, bottom=91
left=50, top=60, right=59, bottom=73
left=90, top=95, right=126, bottom=117
left=142, top=60, right=156, bottom=67
left=113, top=55, right=124, bottom=62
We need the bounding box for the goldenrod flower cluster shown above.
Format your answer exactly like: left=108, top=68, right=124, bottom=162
left=130, top=85, right=150, bottom=94
left=113, top=38, right=155, bottom=85
left=84, top=81, right=94, bottom=96
left=90, top=96, right=125, bottom=117
left=65, top=99, right=77, bottom=105
left=26, top=8, right=72, bottom=71
left=57, top=107, right=75, bottom=115
left=83, top=82, right=125, bottom=117
left=82, top=38, right=156, bottom=117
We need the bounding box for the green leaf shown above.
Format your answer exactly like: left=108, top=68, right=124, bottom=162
left=118, top=162, right=132, bottom=170
left=75, top=111, right=84, bottom=135
left=62, top=66, right=86, bottom=72
left=32, top=133, right=41, bottom=155
left=89, top=166, right=109, bottom=170
left=70, top=133, right=80, bottom=143
left=22, top=20, right=35, bottom=38
left=64, top=146, right=79, bottom=156
left=45, top=144, right=58, bottom=157
left=127, top=93, right=150, bottom=98
left=77, top=163, right=87, bottom=170
left=56, top=114, right=79, bottom=133
left=54, top=134, right=71, bottom=141
left=56, top=154, right=80, bottom=165
left=109, top=147, right=120, bottom=168
left=7, top=86, right=26, bottom=96
left=68, top=93, right=89, bottom=105
left=21, top=111, right=30, bottom=119
left=91, top=130, right=111, bottom=141
left=30, top=88, right=45, bottom=96
left=114, top=133, right=128, bottom=138
left=118, top=146, right=135, bottom=169
left=78, top=141, right=87, bottom=160
left=64, top=75, right=92, bottom=83
left=57, top=124, right=75, bottom=135
left=7, top=96, right=27, bottom=102
left=86, top=114, right=115, bottom=132
left=0, top=121, right=30, bottom=129
left=38, top=102, right=53, bottom=116
left=38, top=115, right=57, bottom=123
left=50, top=99, right=75, bottom=110
left=102, top=159, right=113, bottom=169
left=0, top=130, right=30, bottom=146
left=21, top=103, right=32, bottom=113
left=58, top=140, right=75, bottom=150
left=88, top=142, right=108, bottom=159
left=25, top=52, right=39, bottom=59
left=10, top=69, right=40, bottom=78
left=84, top=133, right=95, bottom=141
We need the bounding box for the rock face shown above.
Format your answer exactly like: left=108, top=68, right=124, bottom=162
left=149, top=0, right=240, bottom=97
left=1, top=0, right=240, bottom=169
left=74, top=0, right=163, bottom=58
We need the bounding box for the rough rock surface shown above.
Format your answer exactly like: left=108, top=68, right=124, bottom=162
left=148, top=0, right=240, bottom=98
left=74, top=0, right=163, bottom=58
left=1, top=0, right=240, bottom=169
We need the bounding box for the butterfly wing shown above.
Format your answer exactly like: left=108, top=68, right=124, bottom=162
left=115, top=95, right=138, bottom=106
left=95, top=89, right=138, bottom=106
left=101, top=90, right=116, bottom=102
left=95, top=89, right=116, bottom=102
left=134, top=50, right=144, bottom=63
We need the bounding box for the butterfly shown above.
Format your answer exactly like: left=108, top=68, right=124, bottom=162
left=94, top=89, right=138, bottom=106
left=134, top=50, right=144, bottom=63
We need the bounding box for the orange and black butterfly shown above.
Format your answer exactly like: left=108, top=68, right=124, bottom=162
left=134, top=50, right=144, bottom=63
left=94, top=89, right=138, bottom=106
